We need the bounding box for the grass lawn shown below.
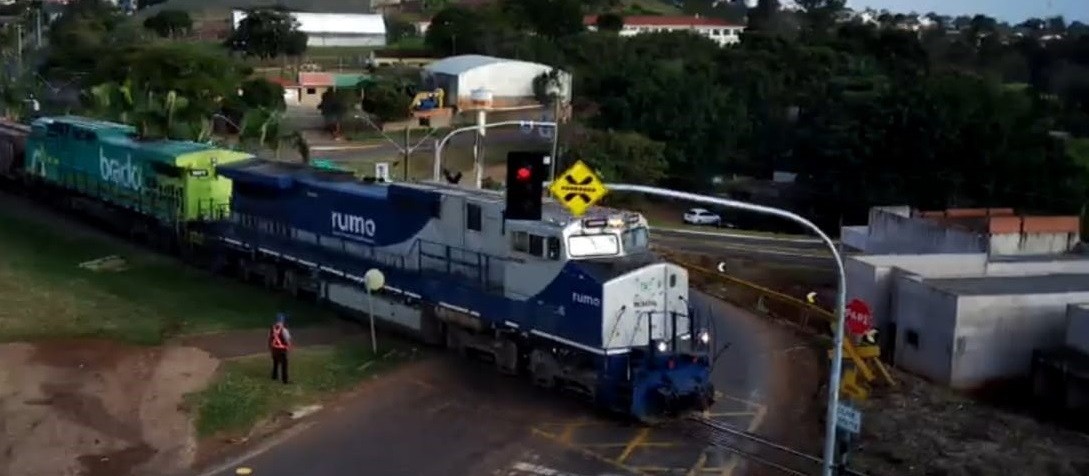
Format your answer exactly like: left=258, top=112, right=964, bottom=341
left=189, top=342, right=403, bottom=437
left=0, top=207, right=335, bottom=345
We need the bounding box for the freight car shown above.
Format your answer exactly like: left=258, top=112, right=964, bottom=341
left=0, top=115, right=717, bottom=422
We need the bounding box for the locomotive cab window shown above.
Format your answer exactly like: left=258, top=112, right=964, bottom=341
left=466, top=203, right=481, bottom=231
left=528, top=235, right=543, bottom=256
left=546, top=237, right=561, bottom=260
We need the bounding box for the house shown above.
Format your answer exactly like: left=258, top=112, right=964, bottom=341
left=583, top=15, right=745, bottom=46
left=270, top=72, right=370, bottom=108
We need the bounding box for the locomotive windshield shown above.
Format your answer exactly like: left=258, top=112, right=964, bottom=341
left=567, top=234, right=620, bottom=257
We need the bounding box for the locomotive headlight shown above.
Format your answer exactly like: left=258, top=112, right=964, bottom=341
left=699, top=330, right=710, bottom=344
left=656, top=341, right=668, bottom=353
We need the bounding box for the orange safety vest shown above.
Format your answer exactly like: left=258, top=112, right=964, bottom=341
left=269, top=323, right=289, bottom=350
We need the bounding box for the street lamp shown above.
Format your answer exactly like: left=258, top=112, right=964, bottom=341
left=597, top=183, right=848, bottom=476
left=363, top=268, right=385, bottom=353
left=545, top=80, right=564, bottom=181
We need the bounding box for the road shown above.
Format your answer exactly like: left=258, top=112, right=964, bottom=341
left=651, top=227, right=836, bottom=270
left=307, top=125, right=553, bottom=162
left=191, top=290, right=792, bottom=476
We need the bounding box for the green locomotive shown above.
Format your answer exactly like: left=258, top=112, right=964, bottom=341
left=24, top=116, right=252, bottom=225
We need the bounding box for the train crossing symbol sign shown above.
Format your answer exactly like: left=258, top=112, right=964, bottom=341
left=846, top=298, right=874, bottom=337
left=549, top=160, right=608, bottom=217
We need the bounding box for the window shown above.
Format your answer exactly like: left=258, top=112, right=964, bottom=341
left=512, top=231, right=529, bottom=252
left=466, top=203, right=481, bottom=231
left=306, top=88, right=317, bottom=95
left=529, top=235, right=543, bottom=256
left=546, top=237, right=561, bottom=260
left=567, top=234, right=621, bottom=257
left=622, top=227, right=649, bottom=251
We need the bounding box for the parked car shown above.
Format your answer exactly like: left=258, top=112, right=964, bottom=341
left=683, top=208, right=722, bottom=226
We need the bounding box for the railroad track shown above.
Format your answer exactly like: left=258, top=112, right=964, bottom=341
left=672, top=416, right=869, bottom=476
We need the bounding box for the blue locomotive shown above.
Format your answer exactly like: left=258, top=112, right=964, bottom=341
left=212, top=158, right=716, bottom=421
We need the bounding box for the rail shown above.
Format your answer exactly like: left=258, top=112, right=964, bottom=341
left=678, top=416, right=869, bottom=476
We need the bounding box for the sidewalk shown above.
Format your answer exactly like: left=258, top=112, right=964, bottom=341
left=172, top=320, right=366, bottom=359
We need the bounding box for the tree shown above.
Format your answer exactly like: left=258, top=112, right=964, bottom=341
left=42, top=0, right=128, bottom=77
left=317, top=88, right=360, bottom=137
left=385, top=15, right=418, bottom=44
left=143, top=9, right=191, bottom=38
left=85, top=82, right=211, bottom=141
left=220, top=78, right=287, bottom=133
left=568, top=129, right=668, bottom=184
left=596, top=13, right=623, bottom=33
left=500, top=0, right=584, bottom=39
left=224, top=8, right=308, bottom=60
left=361, top=80, right=411, bottom=123
left=423, top=6, right=488, bottom=56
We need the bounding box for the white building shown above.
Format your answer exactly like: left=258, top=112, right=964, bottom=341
left=583, top=15, right=745, bottom=46
left=841, top=206, right=1089, bottom=389
left=421, top=55, right=572, bottom=110
left=230, top=11, right=387, bottom=47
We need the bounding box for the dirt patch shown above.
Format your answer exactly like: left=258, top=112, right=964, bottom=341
left=849, top=371, right=1089, bottom=476
left=0, top=339, right=219, bottom=476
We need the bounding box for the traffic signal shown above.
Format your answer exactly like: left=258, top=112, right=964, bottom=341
left=505, top=151, right=547, bottom=220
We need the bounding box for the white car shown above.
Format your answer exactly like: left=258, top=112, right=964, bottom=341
left=683, top=208, right=721, bottom=226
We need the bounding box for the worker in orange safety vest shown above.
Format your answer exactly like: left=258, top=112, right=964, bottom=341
left=269, top=313, right=293, bottom=384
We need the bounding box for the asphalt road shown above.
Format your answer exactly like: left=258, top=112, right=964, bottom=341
left=650, top=228, right=836, bottom=270
left=192, top=290, right=780, bottom=476
left=309, top=127, right=553, bottom=162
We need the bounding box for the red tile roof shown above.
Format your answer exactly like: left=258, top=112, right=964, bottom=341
left=266, top=76, right=298, bottom=88
left=584, top=15, right=742, bottom=28
left=298, top=72, right=334, bottom=87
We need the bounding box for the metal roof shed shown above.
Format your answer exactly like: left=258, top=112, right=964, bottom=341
left=421, top=55, right=571, bottom=109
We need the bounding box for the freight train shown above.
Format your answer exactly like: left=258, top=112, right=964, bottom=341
left=0, top=115, right=716, bottom=422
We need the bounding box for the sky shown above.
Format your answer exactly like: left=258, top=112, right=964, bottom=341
left=844, top=0, right=1088, bottom=24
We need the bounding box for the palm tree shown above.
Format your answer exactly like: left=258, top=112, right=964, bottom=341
left=85, top=83, right=212, bottom=142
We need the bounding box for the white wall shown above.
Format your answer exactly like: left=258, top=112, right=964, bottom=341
left=848, top=253, right=1089, bottom=336
left=892, top=275, right=959, bottom=384
left=455, top=62, right=572, bottom=104
left=952, top=291, right=1089, bottom=389
left=847, top=254, right=987, bottom=332
left=990, top=232, right=1081, bottom=256
left=1067, top=303, right=1089, bottom=354
left=864, top=207, right=987, bottom=254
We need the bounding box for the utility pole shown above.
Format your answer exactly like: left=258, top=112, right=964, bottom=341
left=550, top=95, right=561, bottom=179
left=402, top=124, right=410, bottom=180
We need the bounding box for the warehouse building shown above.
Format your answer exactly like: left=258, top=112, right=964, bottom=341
left=892, top=273, right=1089, bottom=389
left=231, top=10, right=387, bottom=47
left=842, top=205, right=1089, bottom=389
left=420, top=55, right=571, bottom=110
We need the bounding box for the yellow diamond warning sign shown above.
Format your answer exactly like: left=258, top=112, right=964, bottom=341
left=549, top=161, right=608, bottom=217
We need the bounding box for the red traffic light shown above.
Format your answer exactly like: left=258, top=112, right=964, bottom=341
left=516, top=167, right=532, bottom=181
